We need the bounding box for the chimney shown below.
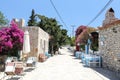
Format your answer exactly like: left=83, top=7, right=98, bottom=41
left=102, top=8, right=118, bottom=26
left=12, top=18, right=25, bottom=27
left=12, top=18, right=19, bottom=26
left=19, top=19, right=25, bottom=27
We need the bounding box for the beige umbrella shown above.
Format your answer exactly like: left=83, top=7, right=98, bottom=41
left=22, top=30, right=30, bottom=60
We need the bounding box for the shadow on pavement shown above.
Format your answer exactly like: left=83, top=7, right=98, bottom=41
left=6, top=77, right=20, bottom=80
left=24, top=68, right=35, bottom=72
left=79, top=60, right=120, bottom=80
left=92, top=68, right=120, bottom=80
left=71, top=55, right=120, bottom=80
left=58, top=54, right=65, bottom=55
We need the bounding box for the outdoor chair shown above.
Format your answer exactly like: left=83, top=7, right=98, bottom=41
left=82, top=55, right=101, bottom=67
left=75, top=51, right=81, bottom=59
left=4, top=62, right=24, bottom=80
left=5, top=62, right=15, bottom=75
left=45, top=52, right=51, bottom=58
left=81, top=53, right=87, bottom=63
left=87, top=55, right=101, bottom=67
left=5, top=57, right=18, bottom=64
left=26, top=57, right=37, bottom=67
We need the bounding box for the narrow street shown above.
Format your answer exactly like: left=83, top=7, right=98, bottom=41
left=2, top=47, right=119, bottom=80
left=18, top=47, right=119, bottom=80
left=0, top=1, right=120, bottom=80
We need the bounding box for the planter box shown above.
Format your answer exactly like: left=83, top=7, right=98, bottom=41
left=15, top=62, right=23, bottom=75
left=39, top=54, right=47, bottom=62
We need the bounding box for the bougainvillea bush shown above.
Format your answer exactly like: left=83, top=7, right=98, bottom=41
left=0, top=21, right=24, bottom=56
left=75, top=25, right=88, bottom=43
left=75, top=25, right=87, bottom=37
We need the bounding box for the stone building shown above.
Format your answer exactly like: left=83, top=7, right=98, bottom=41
left=8, top=19, right=49, bottom=60
left=99, top=8, right=120, bottom=76
left=21, top=27, right=49, bottom=59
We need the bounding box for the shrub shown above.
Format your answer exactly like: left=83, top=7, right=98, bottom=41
left=0, top=20, right=24, bottom=56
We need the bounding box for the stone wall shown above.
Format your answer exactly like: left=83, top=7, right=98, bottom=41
left=21, top=26, right=49, bottom=59
left=99, top=22, right=120, bottom=75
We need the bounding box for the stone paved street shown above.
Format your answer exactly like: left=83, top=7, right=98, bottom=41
left=20, top=48, right=120, bottom=80
left=1, top=48, right=120, bottom=80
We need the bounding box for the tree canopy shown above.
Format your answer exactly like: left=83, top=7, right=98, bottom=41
left=28, top=9, right=37, bottom=26
left=0, top=11, right=9, bottom=26
left=37, top=15, right=69, bottom=54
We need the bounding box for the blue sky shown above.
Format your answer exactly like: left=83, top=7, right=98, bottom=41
left=0, top=0, right=119, bottom=36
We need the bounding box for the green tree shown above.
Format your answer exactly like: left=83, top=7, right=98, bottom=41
left=37, top=15, right=62, bottom=55
left=28, top=9, right=37, bottom=26
left=58, top=29, right=68, bottom=46
left=70, top=36, right=75, bottom=46
left=27, top=11, right=70, bottom=55
left=0, top=11, right=9, bottom=26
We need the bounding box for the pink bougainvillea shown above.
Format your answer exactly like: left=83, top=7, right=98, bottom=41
left=75, top=25, right=87, bottom=36
left=75, top=25, right=87, bottom=43
left=0, top=20, right=24, bottom=55
left=75, top=25, right=88, bottom=51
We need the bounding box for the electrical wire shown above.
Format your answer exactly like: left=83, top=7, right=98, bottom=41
left=87, top=0, right=114, bottom=26
left=50, top=0, right=69, bottom=29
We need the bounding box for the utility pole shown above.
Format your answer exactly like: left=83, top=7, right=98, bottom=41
left=71, top=25, right=75, bottom=37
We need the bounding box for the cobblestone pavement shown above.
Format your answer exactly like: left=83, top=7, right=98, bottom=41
left=1, top=48, right=120, bottom=80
